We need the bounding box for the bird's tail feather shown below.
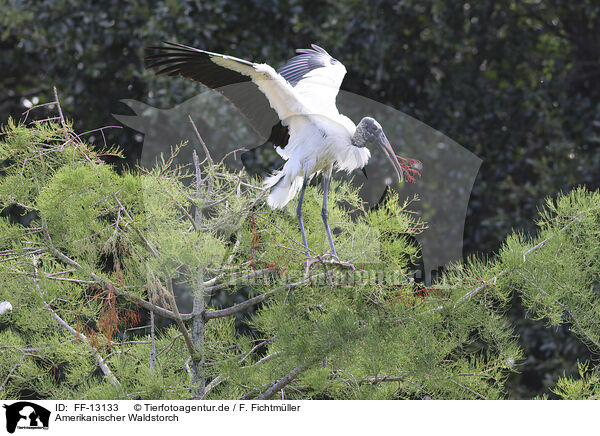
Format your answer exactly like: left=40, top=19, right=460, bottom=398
left=264, top=171, right=303, bottom=209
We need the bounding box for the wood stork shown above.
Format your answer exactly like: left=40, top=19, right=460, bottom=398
left=146, top=42, right=412, bottom=260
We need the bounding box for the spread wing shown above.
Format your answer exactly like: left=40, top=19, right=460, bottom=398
left=278, top=44, right=347, bottom=116
left=146, top=42, right=306, bottom=148
left=145, top=42, right=346, bottom=152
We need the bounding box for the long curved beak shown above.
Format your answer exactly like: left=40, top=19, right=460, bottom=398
left=377, top=131, right=404, bottom=183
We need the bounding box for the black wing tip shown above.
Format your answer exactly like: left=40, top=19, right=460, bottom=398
left=145, top=41, right=203, bottom=56
left=144, top=42, right=210, bottom=68
left=144, top=42, right=176, bottom=62
left=160, top=41, right=192, bottom=49
left=146, top=41, right=180, bottom=51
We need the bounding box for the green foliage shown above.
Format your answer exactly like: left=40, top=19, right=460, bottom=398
left=499, top=188, right=600, bottom=349
left=1, top=117, right=598, bottom=400
left=552, top=362, right=600, bottom=400
left=0, top=117, right=518, bottom=400
left=443, top=186, right=600, bottom=397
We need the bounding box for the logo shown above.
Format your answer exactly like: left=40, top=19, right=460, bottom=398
left=2, top=402, right=50, bottom=433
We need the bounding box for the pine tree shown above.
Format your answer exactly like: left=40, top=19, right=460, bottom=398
left=0, top=100, right=598, bottom=400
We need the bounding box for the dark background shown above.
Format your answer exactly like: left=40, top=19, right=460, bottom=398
left=1, top=0, right=599, bottom=398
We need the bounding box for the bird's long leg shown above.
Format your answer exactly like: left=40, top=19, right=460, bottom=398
left=321, top=167, right=338, bottom=259
left=296, top=176, right=310, bottom=256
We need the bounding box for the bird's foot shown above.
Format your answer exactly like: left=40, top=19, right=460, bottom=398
left=304, top=253, right=337, bottom=276
left=324, top=251, right=357, bottom=270
left=321, top=252, right=339, bottom=261
left=304, top=256, right=322, bottom=277
left=304, top=252, right=357, bottom=277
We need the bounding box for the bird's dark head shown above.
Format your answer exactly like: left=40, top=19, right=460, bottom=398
left=354, top=117, right=404, bottom=183
left=354, top=117, right=382, bottom=144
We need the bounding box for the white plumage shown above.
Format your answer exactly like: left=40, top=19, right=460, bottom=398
left=264, top=114, right=371, bottom=209
left=211, top=53, right=372, bottom=209
left=0, top=301, right=12, bottom=315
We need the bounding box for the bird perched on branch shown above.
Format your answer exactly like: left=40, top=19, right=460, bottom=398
left=146, top=42, right=419, bottom=261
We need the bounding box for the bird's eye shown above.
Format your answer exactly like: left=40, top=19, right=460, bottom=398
left=329, top=58, right=337, bottom=65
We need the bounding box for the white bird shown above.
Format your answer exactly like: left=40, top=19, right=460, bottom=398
left=146, top=42, right=411, bottom=259
left=0, top=301, right=12, bottom=315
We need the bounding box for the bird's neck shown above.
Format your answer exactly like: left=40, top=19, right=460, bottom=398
left=350, top=133, right=367, bottom=148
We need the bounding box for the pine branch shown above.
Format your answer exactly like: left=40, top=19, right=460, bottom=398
left=165, top=277, right=196, bottom=359
left=204, top=273, right=326, bottom=320
left=453, top=212, right=584, bottom=308
left=256, top=364, right=308, bottom=400
left=521, top=212, right=583, bottom=261
left=201, top=343, right=279, bottom=399
left=357, top=375, right=406, bottom=385
left=517, top=269, right=600, bottom=350
left=114, top=194, right=159, bottom=257
left=53, top=87, right=69, bottom=141
left=30, top=259, right=121, bottom=388
left=204, top=267, right=275, bottom=295
left=0, top=354, right=25, bottom=394
left=149, top=311, right=156, bottom=372
left=46, top=307, right=122, bottom=388
left=42, top=220, right=183, bottom=321
left=446, top=378, right=487, bottom=400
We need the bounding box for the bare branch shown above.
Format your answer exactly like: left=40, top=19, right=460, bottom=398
left=204, top=267, right=275, bottom=295
left=256, top=364, right=308, bottom=400
left=53, top=87, right=68, bottom=141
left=46, top=307, right=121, bottom=388
left=188, top=115, right=213, bottom=168
left=114, top=194, right=159, bottom=257
left=193, top=150, right=202, bottom=196
left=357, top=374, right=406, bottom=385
left=149, top=311, right=156, bottom=372
left=180, top=203, right=200, bottom=232
left=0, top=354, right=25, bottom=393
left=446, top=378, right=487, bottom=400
left=243, top=352, right=281, bottom=368
left=453, top=270, right=507, bottom=308
left=165, top=277, right=196, bottom=359
left=204, top=273, right=326, bottom=320
left=42, top=221, right=182, bottom=321
left=200, top=375, right=223, bottom=399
